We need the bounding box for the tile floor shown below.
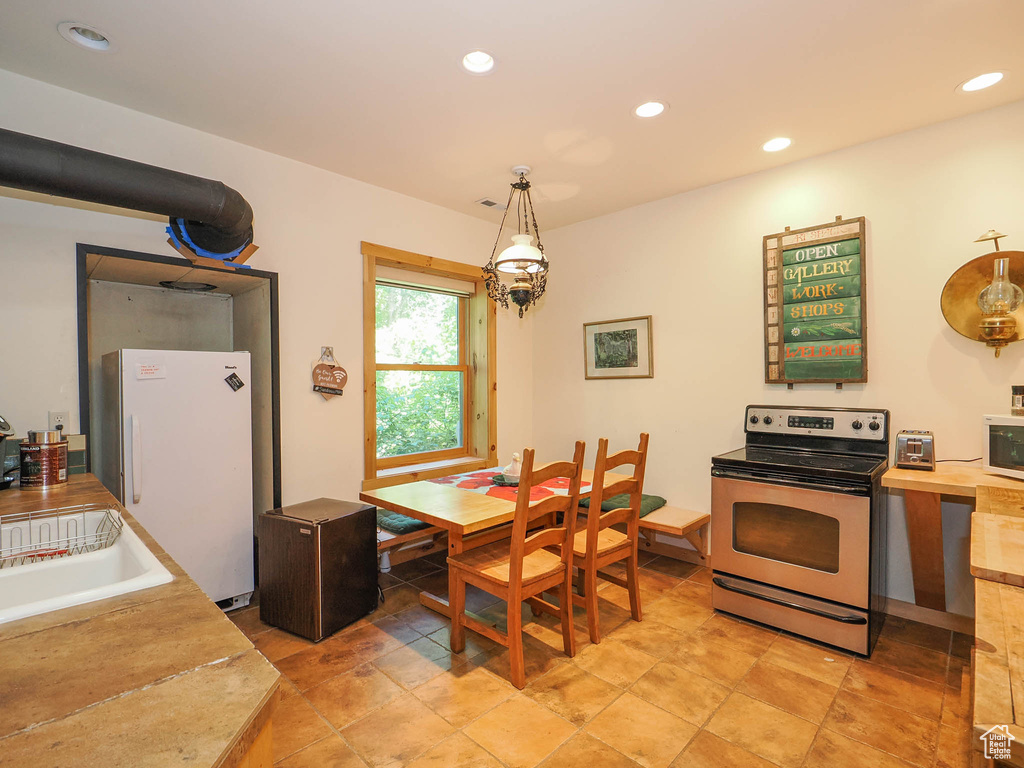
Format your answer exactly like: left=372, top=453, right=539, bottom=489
left=228, top=552, right=974, bottom=768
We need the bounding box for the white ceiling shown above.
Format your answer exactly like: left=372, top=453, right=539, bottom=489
left=2, top=0, right=1023, bottom=229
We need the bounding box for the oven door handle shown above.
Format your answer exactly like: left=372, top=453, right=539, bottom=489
left=711, top=467, right=869, bottom=495
left=712, top=576, right=867, bottom=625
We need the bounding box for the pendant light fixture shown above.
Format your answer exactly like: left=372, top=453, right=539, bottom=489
left=482, top=165, right=548, bottom=317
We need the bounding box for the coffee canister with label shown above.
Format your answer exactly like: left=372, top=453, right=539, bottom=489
left=20, top=430, right=68, bottom=488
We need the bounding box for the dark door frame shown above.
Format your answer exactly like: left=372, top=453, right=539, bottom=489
left=75, top=243, right=282, bottom=508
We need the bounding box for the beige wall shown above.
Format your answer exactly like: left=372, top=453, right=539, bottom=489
left=536, top=99, right=1024, bottom=614
left=4, top=61, right=1021, bottom=615
left=0, top=69, right=533, bottom=505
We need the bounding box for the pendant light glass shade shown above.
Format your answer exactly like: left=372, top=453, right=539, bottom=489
left=495, top=234, right=545, bottom=274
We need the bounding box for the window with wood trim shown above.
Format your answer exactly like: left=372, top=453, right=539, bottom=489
left=362, top=242, right=496, bottom=488
left=375, top=282, right=469, bottom=466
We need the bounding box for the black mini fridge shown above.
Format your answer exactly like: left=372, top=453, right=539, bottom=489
left=258, top=498, right=377, bottom=641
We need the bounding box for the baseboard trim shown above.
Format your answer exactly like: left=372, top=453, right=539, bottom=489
left=884, top=597, right=973, bottom=635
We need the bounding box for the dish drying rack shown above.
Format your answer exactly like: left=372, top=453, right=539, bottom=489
left=0, top=503, right=123, bottom=568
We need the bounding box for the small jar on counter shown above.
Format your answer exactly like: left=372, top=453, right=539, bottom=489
left=1013, top=386, right=1024, bottom=416
left=19, top=430, right=68, bottom=488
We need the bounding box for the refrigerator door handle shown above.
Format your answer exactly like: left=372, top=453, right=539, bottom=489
left=131, top=415, right=142, bottom=503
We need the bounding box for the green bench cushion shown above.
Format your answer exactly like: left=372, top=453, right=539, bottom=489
left=578, top=493, right=668, bottom=518
left=377, top=509, right=433, bottom=535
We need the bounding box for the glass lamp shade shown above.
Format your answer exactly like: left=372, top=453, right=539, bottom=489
left=977, top=257, right=1023, bottom=356
left=978, top=257, right=1023, bottom=313
left=495, top=234, right=545, bottom=274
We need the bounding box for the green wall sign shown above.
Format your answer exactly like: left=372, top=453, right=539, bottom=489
left=763, top=216, right=867, bottom=385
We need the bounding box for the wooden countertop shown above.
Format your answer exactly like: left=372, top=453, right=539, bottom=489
left=972, top=486, right=1024, bottom=589
left=881, top=460, right=1024, bottom=497
left=0, top=475, right=280, bottom=768
left=976, top=485, right=1024, bottom=518
left=973, top=486, right=1024, bottom=586
left=973, top=578, right=1024, bottom=766
left=967, top=487, right=1024, bottom=765
left=891, top=465, right=1024, bottom=765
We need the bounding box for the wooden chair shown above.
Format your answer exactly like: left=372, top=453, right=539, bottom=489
left=572, top=433, right=649, bottom=644
left=447, top=442, right=586, bottom=689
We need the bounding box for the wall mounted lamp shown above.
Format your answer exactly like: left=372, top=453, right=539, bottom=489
left=941, top=230, right=1024, bottom=357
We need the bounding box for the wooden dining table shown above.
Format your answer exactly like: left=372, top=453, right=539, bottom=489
left=359, top=466, right=626, bottom=619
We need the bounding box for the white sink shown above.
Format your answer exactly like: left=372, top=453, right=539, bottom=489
left=0, top=515, right=173, bottom=625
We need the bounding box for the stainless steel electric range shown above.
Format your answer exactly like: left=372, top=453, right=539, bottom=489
left=710, top=404, right=889, bottom=656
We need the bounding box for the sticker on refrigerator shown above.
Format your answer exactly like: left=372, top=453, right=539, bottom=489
left=224, top=373, right=245, bottom=391
left=135, top=364, right=166, bottom=380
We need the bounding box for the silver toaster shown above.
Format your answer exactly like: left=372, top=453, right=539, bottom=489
left=895, top=430, right=935, bottom=470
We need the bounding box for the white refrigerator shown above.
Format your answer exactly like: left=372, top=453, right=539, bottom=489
left=100, top=349, right=254, bottom=607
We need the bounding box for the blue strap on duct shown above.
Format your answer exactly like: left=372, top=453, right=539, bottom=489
left=167, top=220, right=251, bottom=268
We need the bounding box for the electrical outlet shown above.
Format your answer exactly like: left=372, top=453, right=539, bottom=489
left=48, top=410, right=69, bottom=431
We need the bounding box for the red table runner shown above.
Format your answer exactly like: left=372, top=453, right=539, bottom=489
left=429, top=468, right=591, bottom=502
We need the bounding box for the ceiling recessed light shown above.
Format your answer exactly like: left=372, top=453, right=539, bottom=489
left=462, top=50, right=495, bottom=75
left=634, top=101, right=667, bottom=118
left=762, top=137, right=792, bottom=152
left=960, top=72, right=1004, bottom=92
left=57, top=22, right=112, bottom=51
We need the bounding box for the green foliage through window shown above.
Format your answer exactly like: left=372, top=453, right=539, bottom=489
left=375, top=283, right=465, bottom=460
left=376, top=284, right=458, bottom=364
left=376, top=371, right=462, bottom=458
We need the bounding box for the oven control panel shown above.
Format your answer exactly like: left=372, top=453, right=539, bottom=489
left=745, top=406, right=887, bottom=440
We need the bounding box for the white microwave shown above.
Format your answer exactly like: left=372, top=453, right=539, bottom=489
left=983, top=414, right=1024, bottom=481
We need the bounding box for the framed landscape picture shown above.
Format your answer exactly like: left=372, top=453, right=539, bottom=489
left=584, top=315, right=653, bottom=379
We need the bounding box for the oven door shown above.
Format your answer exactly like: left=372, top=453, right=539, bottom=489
left=711, top=474, right=870, bottom=608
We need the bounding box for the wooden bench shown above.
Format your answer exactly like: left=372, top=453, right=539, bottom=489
left=636, top=506, right=710, bottom=564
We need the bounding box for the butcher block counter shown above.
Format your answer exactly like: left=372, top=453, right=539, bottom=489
left=0, top=475, right=280, bottom=768
left=970, top=485, right=1024, bottom=767
left=882, top=466, right=1024, bottom=765
left=972, top=486, right=1024, bottom=587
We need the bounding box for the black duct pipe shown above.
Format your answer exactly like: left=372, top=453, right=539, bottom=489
left=0, top=127, right=254, bottom=256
